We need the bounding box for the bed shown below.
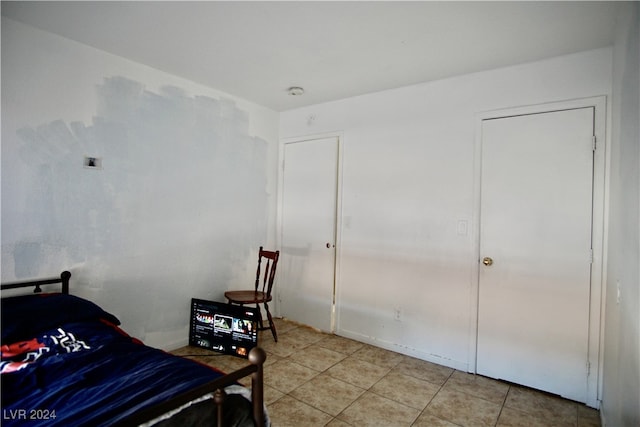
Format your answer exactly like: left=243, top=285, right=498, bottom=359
left=1, top=271, right=267, bottom=427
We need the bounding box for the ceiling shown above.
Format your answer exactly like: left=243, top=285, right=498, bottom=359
left=2, top=1, right=621, bottom=112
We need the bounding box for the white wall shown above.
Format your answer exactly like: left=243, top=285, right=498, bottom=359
left=1, top=18, right=279, bottom=349
left=602, top=2, right=640, bottom=426
left=280, top=48, right=612, bottom=372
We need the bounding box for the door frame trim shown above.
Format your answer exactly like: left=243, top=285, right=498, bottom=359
left=470, top=96, right=607, bottom=408
left=277, top=132, right=344, bottom=333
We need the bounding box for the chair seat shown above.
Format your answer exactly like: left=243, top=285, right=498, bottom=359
left=224, top=290, right=272, bottom=305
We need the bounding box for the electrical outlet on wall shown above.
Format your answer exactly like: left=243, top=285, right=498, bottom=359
left=84, top=156, right=103, bottom=170
left=394, top=307, right=401, bottom=321
left=457, top=219, right=469, bottom=236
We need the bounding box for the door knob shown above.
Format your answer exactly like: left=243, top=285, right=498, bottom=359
left=482, top=257, right=494, bottom=266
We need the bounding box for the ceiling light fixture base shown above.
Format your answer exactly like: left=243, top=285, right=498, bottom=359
left=287, top=86, right=304, bottom=96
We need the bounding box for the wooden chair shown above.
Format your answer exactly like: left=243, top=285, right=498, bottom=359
left=225, top=247, right=280, bottom=342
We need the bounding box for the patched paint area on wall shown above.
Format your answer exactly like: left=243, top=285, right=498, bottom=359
left=3, top=76, right=269, bottom=345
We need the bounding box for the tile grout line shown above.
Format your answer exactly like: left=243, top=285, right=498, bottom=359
left=492, top=383, right=512, bottom=427
left=412, top=366, right=458, bottom=426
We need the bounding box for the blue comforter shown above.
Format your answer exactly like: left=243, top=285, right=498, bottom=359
left=1, top=294, right=225, bottom=426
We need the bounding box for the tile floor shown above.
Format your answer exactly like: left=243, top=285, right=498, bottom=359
left=172, top=318, right=601, bottom=427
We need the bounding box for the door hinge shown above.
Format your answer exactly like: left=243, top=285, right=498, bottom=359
left=587, top=361, right=591, bottom=376
left=589, top=249, right=594, bottom=264
left=592, top=136, right=597, bottom=151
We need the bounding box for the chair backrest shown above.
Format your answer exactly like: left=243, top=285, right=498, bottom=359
left=255, top=246, right=280, bottom=297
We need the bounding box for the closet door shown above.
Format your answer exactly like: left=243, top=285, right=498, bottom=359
left=279, top=136, right=339, bottom=332
left=477, top=108, right=595, bottom=403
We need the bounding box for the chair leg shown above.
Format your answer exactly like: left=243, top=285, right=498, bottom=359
left=263, top=301, right=278, bottom=342
left=255, top=303, right=265, bottom=331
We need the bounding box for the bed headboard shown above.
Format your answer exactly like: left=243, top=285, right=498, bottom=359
left=1, top=271, right=71, bottom=295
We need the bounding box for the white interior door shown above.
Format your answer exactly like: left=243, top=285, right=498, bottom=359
left=477, top=108, right=594, bottom=403
left=279, top=136, right=338, bottom=332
